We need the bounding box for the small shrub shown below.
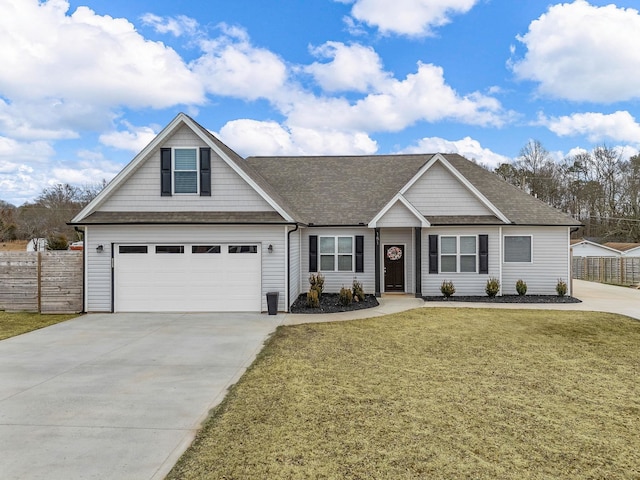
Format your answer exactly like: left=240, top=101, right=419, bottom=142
left=306, top=288, right=319, bottom=308
left=46, top=233, right=68, bottom=250
left=309, top=273, right=325, bottom=298
left=440, top=280, right=455, bottom=298
left=352, top=278, right=365, bottom=302
left=516, top=279, right=527, bottom=296
left=556, top=278, right=568, bottom=297
left=485, top=277, right=500, bottom=298
left=339, top=286, right=353, bottom=306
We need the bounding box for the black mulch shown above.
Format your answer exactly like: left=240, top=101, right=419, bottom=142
left=290, top=293, right=379, bottom=314
left=423, top=295, right=582, bottom=303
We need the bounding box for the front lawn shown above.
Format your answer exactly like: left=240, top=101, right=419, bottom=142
left=168, top=308, right=640, bottom=479
left=0, top=312, right=78, bottom=340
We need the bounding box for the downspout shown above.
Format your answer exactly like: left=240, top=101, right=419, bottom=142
left=286, top=223, right=300, bottom=312
left=74, top=226, right=86, bottom=313
left=499, top=226, right=503, bottom=296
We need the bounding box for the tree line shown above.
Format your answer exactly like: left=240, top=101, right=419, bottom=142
left=0, top=182, right=106, bottom=248
left=494, top=140, right=640, bottom=242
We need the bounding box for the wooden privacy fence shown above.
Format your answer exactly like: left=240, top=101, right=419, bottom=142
left=572, top=256, right=640, bottom=286
left=0, top=251, right=83, bottom=313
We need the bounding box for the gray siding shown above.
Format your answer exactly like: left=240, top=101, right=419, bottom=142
left=100, top=125, right=273, bottom=212
left=421, top=226, right=501, bottom=296
left=85, top=224, right=286, bottom=312
left=380, top=228, right=414, bottom=294
left=377, top=201, right=421, bottom=227
left=300, top=227, right=375, bottom=295
left=502, top=227, right=571, bottom=295
left=405, top=162, right=493, bottom=216
left=289, top=227, right=301, bottom=307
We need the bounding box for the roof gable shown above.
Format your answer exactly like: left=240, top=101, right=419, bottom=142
left=72, top=113, right=295, bottom=224
left=369, top=196, right=429, bottom=228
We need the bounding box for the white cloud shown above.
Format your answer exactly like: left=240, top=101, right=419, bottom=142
left=305, top=42, right=391, bottom=93
left=218, top=119, right=378, bottom=156
left=540, top=111, right=640, bottom=145
left=0, top=0, right=204, bottom=113
left=400, top=136, right=511, bottom=168
left=140, top=13, right=198, bottom=37
left=341, top=0, right=478, bottom=36
left=191, top=25, right=288, bottom=100
left=99, top=122, right=159, bottom=152
left=512, top=1, right=640, bottom=102
left=284, top=62, right=508, bottom=131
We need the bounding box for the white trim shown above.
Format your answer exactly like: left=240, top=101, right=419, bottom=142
left=572, top=239, right=623, bottom=256
left=398, top=153, right=511, bottom=224
left=368, top=195, right=430, bottom=228
left=72, top=113, right=294, bottom=224
left=499, top=226, right=503, bottom=293
left=567, top=228, right=572, bottom=296
left=172, top=147, right=200, bottom=195
left=84, top=226, right=89, bottom=311
left=318, top=235, right=355, bottom=272
left=439, top=235, right=478, bottom=274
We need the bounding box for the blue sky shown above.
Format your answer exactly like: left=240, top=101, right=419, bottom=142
left=1, top=0, right=640, bottom=206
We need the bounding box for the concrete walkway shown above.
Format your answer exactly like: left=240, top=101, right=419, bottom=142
left=283, top=280, right=639, bottom=324
left=0, top=313, right=281, bottom=480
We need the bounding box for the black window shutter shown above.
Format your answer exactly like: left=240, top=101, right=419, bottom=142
left=160, top=148, right=172, bottom=196
left=355, top=235, right=364, bottom=273
left=200, top=147, right=211, bottom=196
left=428, top=235, right=438, bottom=274
left=309, top=235, right=318, bottom=272
left=479, top=234, right=489, bottom=274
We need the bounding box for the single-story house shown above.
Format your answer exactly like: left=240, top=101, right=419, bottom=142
left=603, top=242, right=640, bottom=257
left=71, top=113, right=582, bottom=312
left=571, top=239, right=622, bottom=258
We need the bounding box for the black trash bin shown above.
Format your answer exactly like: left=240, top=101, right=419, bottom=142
left=266, top=291, right=279, bottom=315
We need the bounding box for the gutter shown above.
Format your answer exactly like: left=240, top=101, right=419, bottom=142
left=286, top=223, right=300, bottom=312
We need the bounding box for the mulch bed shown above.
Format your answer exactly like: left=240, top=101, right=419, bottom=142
left=290, top=293, right=379, bottom=314
left=423, top=295, right=582, bottom=303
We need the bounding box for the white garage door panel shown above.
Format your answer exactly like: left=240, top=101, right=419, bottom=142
left=115, top=244, right=261, bottom=312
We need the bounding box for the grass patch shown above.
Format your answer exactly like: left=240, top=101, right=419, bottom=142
left=168, top=308, right=640, bottom=479
left=0, top=311, right=78, bottom=340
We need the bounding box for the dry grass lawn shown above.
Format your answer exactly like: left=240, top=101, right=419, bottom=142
left=168, top=308, right=640, bottom=480
left=0, top=311, right=78, bottom=340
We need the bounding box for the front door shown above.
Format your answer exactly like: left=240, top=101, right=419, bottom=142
left=384, top=244, right=405, bottom=292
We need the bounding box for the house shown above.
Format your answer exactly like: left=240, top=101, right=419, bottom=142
left=71, top=113, right=582, bottom=313
left=603, top=242, right=640, bottom=257
left=571, top=239, right=622, bottom=258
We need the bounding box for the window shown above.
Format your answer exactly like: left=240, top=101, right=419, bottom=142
left=174, top=148, right=198, bottom=194
left=504, top=236, right=532, bottom=263
left=192, top=245, right=221, bottom=254
left=320, top=236, right=353, bottom=271
left=440, top=236, right=477, bottom=273
left=119, top=245, right=147, bottom=254
left=228, top=245, right=258, bottom=254
left=156, top=245, right=184, bottom=254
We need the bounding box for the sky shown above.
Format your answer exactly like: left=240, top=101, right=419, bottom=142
left=1, top=0, right=640, bottom=206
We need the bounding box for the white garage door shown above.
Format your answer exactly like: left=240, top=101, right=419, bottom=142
left=114, top=243, right=262, bottom=312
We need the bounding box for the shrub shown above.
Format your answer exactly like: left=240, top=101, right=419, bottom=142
left=516, top=279, right=527, bottom=296
left=440, top=280, right=455, bottom=298
left=556, top=279, right=568, bottom=297
left=485, top=277, right=500, bottom=298
left=352, top=278, right=365, bottom=302
left=309, top=273, right=325, bottom=298
left=339, top=286, right=353, bottom=306
left=46, top=233, right=68, bottom=250
left=306, top=288, right=319, bottom=308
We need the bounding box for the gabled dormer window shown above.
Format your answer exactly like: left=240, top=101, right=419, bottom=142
left=160, top=147, right=211, bottom=197
left=174, top=148, right=198, bottom=194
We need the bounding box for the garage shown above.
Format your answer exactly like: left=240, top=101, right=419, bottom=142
left=114, top=243, right=262, bottom=312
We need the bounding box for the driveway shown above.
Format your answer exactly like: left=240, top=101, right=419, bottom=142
left=0, top=312, right=281, bottom=480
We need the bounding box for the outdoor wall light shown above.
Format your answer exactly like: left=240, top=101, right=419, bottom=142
left=96, top=244, right=104, bottom=253
left=268, top=244, right=273, bottom=253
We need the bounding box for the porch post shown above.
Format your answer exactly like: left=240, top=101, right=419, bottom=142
left=374, top=228, right=381, bottom=297
left=414, top=227, right=422, bottom=298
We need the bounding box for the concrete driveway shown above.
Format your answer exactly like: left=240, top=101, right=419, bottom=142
left=0, top=312, right=281, bottom=480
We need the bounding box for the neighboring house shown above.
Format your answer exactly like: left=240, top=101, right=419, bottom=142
left=603, top=242, right=640, bottom=257
left=71, top=113, right=582, bottom=313
left=571, top=239, right=622, bottom=258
